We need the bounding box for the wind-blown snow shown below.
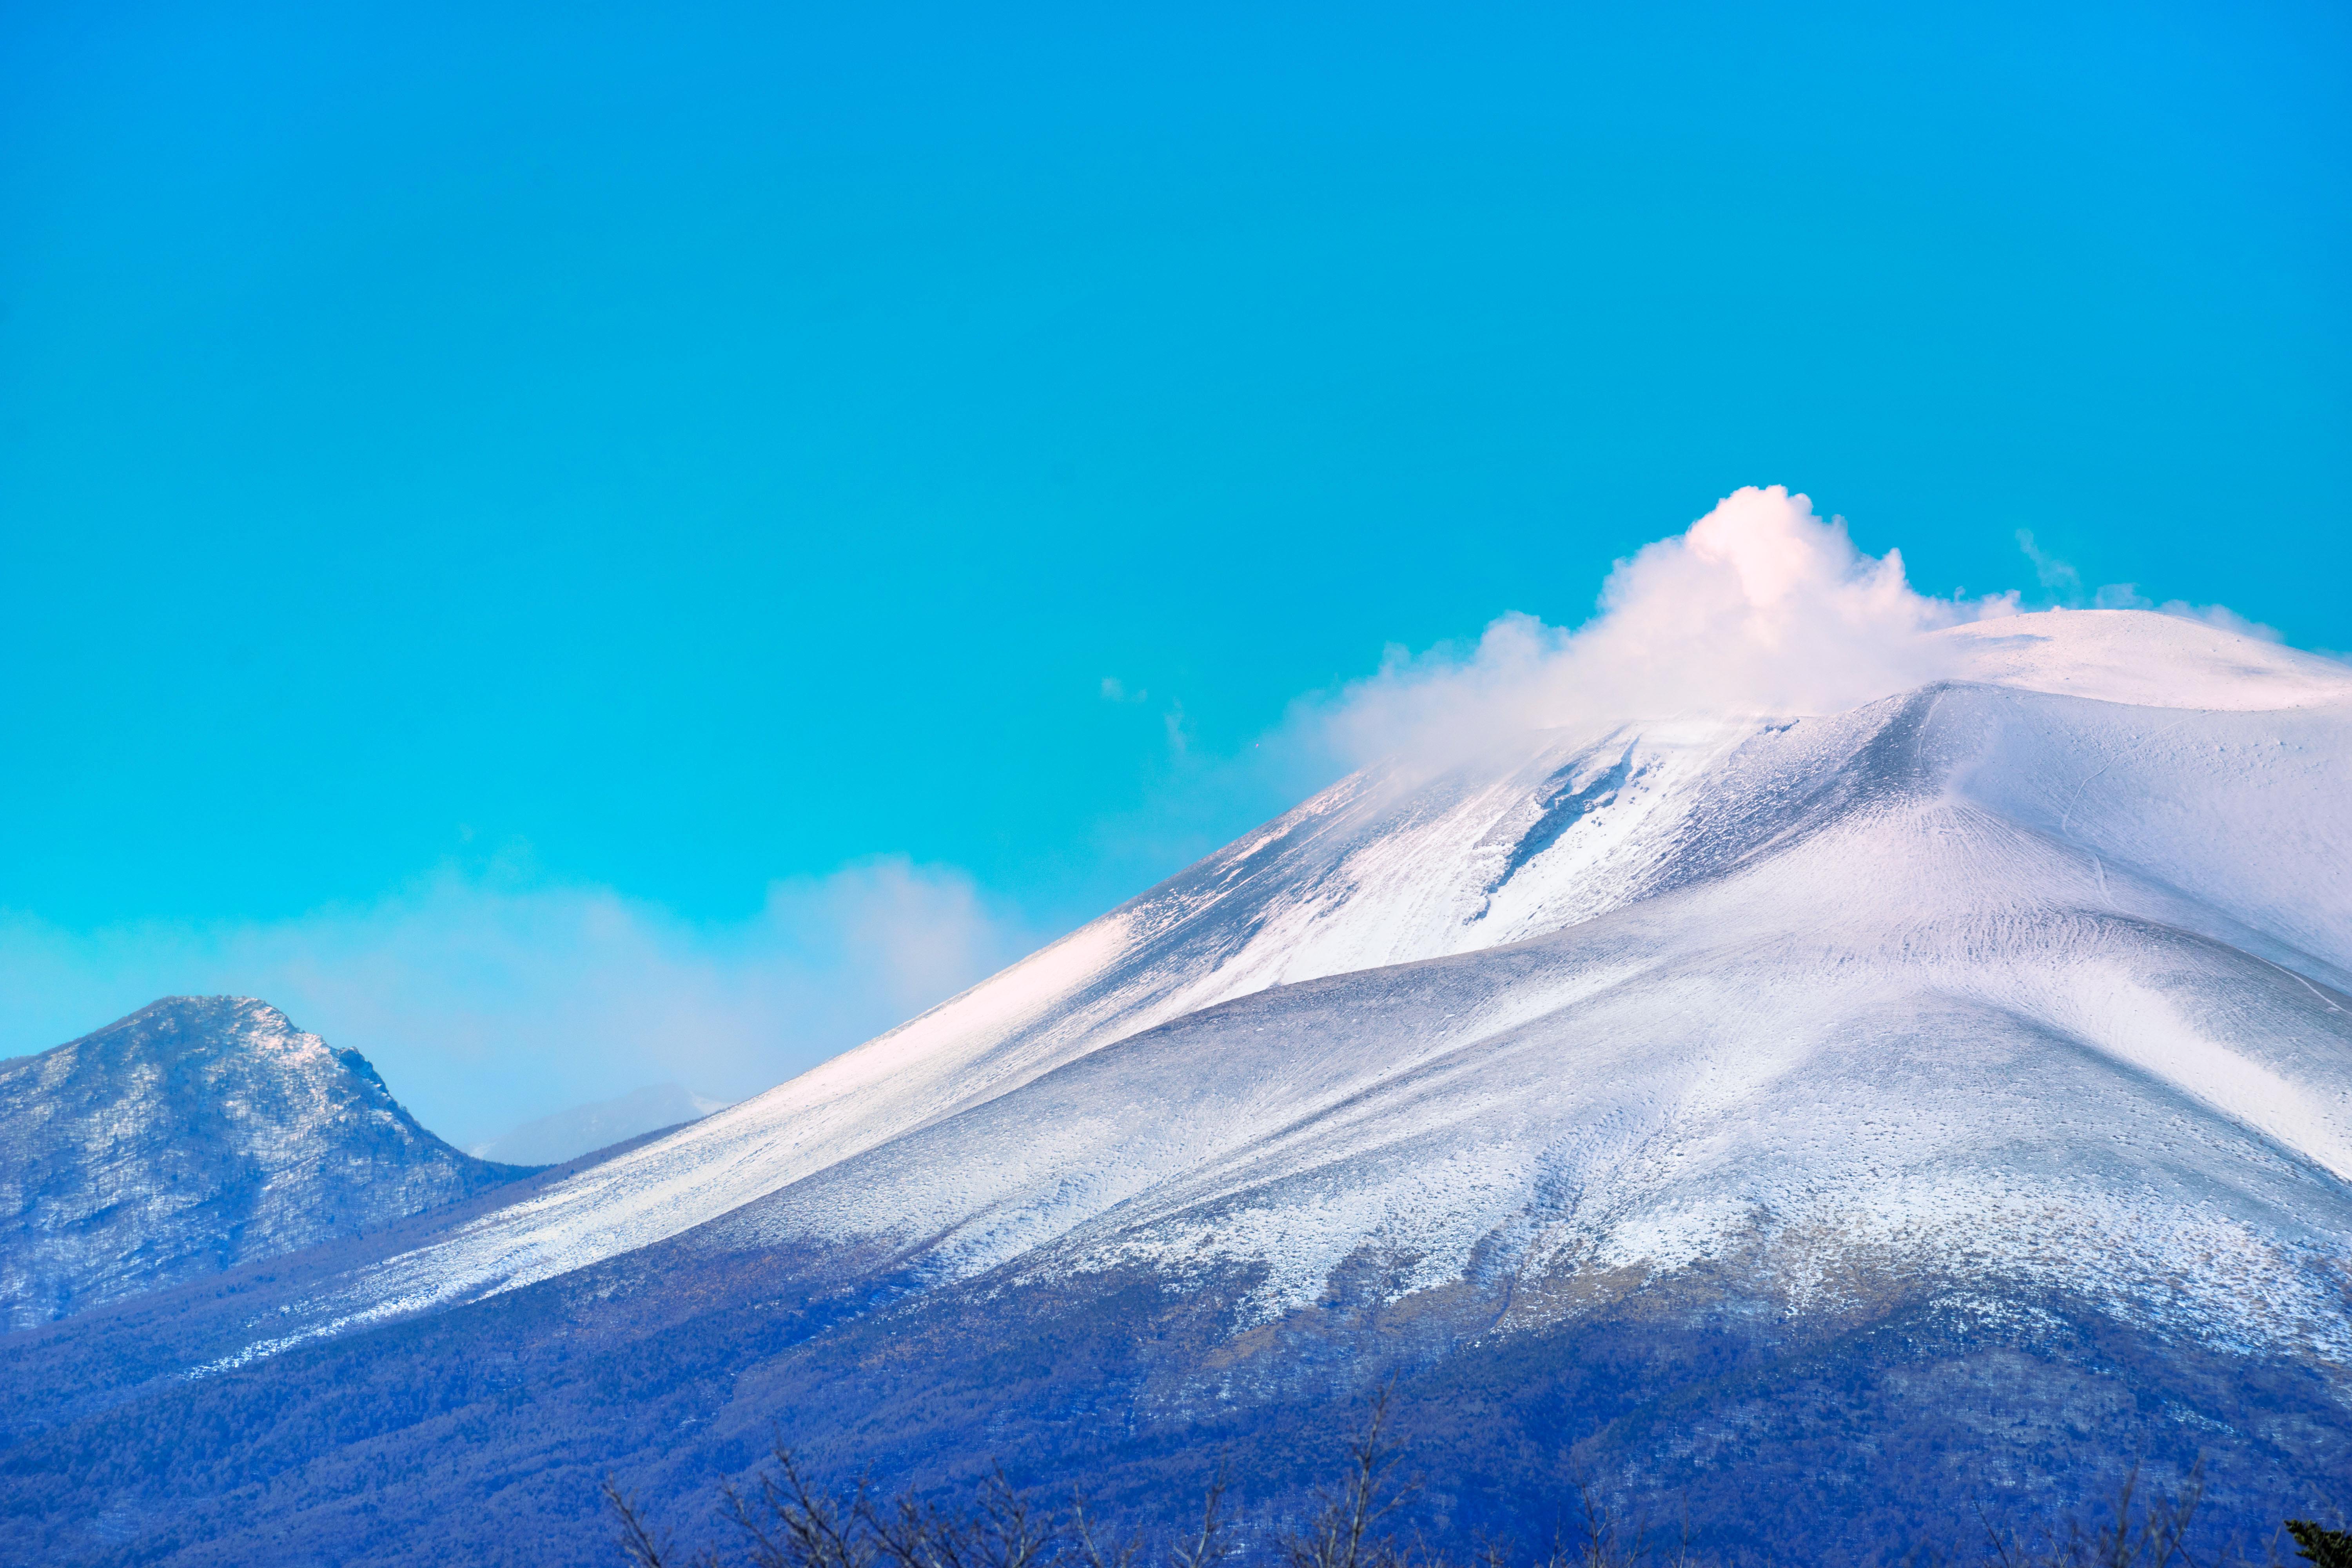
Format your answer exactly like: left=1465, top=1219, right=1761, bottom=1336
left=243, top=610, right=2352, bottom=1373
left=1940, top=610, right=2352, bottom=711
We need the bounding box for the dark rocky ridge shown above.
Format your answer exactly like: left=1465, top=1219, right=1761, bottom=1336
left=0, top=996, right=530, bottom=1330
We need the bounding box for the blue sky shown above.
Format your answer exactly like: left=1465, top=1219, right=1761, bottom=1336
left=2, top=2, right=2346, bottom=1138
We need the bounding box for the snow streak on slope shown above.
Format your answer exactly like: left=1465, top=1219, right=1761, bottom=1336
left=261, top=611, right=2352, bottom=1364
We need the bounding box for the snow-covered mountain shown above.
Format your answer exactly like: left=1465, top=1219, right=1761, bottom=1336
left=5, top=607, right=2348, bottom=1567
left=243, top=609, right=2352, bottom=1370
left=0, top=997, right=528, bottom=1330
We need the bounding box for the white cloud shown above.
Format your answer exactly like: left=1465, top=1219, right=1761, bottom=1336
left=2088, top=581, right=2283, bottom=640
left=2011, top=529, right=2282, bottom=641
left=2016, top=528, right=2082, bottom=593
left=2, top=485, right=2292, bottom=1150
left=1305, top=485, right=2017, bottom=771
left=0, top=858, right=1038, bottom=1148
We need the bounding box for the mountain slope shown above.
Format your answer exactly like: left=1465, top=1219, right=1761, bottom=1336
left=263, top=610, right=2351, bottom=1349
left=2, top=609, right=2349, bottom=1565
left=0, top=997, right=529, bottom=1329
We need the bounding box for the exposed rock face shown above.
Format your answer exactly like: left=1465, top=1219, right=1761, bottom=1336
left=0, top=997, right=528, bottom=1329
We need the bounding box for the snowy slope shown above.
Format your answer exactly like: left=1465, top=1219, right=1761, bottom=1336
left=715, top=702, right=2352, bottom=1363
left=261, top=610, right=2352, bottom=1364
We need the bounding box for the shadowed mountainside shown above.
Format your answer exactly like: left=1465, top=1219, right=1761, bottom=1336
left=0, top=1195, right=2341, bottom=1567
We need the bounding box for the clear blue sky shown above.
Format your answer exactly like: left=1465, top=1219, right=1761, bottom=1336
left=2, top=2, right=2347, bottom=1111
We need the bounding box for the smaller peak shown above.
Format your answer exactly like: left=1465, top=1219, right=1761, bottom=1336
left=60, top=998, right=313, bottom=1062
left=125, top=993, right=276, bottom=1015
left=108, top=995, right=292, bottom=1033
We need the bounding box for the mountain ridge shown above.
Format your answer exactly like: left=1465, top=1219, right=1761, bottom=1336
left=0, top=996, right=530, bottom=1330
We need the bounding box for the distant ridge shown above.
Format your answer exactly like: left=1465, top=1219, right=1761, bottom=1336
left=0, top=996, right=528, bottom=1329
left=469, top=1082, right=729, bottom=1166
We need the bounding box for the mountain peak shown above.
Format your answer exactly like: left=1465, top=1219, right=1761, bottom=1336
left=99, top=993, right=314, bottom=1048
left=0, top=997, right=529, bottom=1329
